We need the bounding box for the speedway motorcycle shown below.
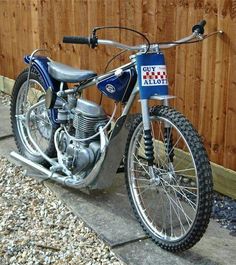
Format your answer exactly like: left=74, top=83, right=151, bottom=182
left=10, top=20, right=222, bottom=252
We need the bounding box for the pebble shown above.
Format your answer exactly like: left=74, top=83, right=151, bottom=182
left=0, top=156, right=123, bottom=265
left=211, top=192, right=236, bottom=235
left=0, top=91, right=11, bottom=106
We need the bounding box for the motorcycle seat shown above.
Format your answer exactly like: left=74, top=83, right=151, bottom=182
left=48, top=61, right=97, bottom=83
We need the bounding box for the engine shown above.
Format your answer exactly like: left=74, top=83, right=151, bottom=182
left=58, top=98, right=108, bottom=176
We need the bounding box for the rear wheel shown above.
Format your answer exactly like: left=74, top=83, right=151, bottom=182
left=10, top=69, right=56, bottom=166
left=125, top=106, right=213, bottom=252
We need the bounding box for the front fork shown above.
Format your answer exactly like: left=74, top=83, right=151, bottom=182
left=140, top=98, right=172, bottom=183
left=140, top=99, right=155, bottom=167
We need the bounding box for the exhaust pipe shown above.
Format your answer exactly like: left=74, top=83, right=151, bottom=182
left=10, top=150, right=106, bottom=189
left=11, top=151, right=52, bottom=177
left=10, top=151, right=67, bottom=184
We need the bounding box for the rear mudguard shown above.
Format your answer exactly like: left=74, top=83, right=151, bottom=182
left=24, top=55, right=61, bottom=91
left=24, top=55, right=60, bottom=125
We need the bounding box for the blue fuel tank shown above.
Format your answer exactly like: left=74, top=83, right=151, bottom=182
left=97, top=67, right=137, bottom=102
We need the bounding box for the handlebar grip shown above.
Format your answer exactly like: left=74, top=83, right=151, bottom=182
left=192, top=20, right=206, bottom=34
left=63, top=36, right=90, bottom=45
left=198, top=20, right=206, bottom=27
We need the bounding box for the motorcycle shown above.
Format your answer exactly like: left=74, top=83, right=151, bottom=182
left=10, top=20, right=223, bottom=252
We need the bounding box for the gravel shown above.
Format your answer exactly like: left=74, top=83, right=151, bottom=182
left=211, top=192, right=236, bottom=236
left=1, top=89, right=235, bottom=263
left=0, top=156, right=124, bottom=265
left=0, top=92, right=11, bottom=106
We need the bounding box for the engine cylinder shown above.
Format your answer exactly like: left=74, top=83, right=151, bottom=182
left=73, top=98, right=108, bottom=141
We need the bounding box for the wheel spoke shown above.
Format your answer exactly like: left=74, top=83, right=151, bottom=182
left=163, top=135, right=182, bottom=165
left=160, top=181, right=187, bottom=233
left=161, top=178, right=197, bottom=210
left=14, top=78, right=53, bottom=155
left=162, top=182, right=193, bottom=225
left=133, top=153, right=150, bottom=176
left=171, top=167, right=195, bottom=174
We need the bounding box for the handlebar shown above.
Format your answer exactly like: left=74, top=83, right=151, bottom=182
left=63, top=36, right=91, bottom=45
left=63, top=36, right=98, bottom=48
left=192, top=20, right=206, bottom=34
left=63, top=20, right=220, bottom=52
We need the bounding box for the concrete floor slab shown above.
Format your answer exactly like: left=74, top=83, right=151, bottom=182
left=0, top=104, right=12, bottom=138
left=113, top=221, right=236, bottom=265
left=45, top=175, right=147, bottom=247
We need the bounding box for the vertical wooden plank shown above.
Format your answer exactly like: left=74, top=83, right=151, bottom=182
left=120, top=0, right=136, bottom=46
left=11, top=1, right=21, bottom=76
left=37, top=0, right=56, bottom=60
left=0, top=1, right=8, bottom=77
left=174, top=1, right=189, bottom=114
left=198, top=0, right=218, bottom=156
left=182, top=1, right=203, bottom=129
left=29, top=0, right=40, bottom=49
left=159, top=1, right=176, bottom=105
left=20, top=0, right=33, bottom=61
left=210, top=0, right=230, bottom=165
left=223, top=34, right=236, bottom=169
left=222, top=0, right=236, bottom=169
left=72, top=0, right=89, bottom=69
left=119, top=0, right=141, bottom=114
left=86, top=0, right=105, bottom=106
left=9, top=0, right=15, bottom=77
left=130, top=0, right=143, bottom=114
left=56, top=0, right=74, bottom=64
left=1, top=0, right=13, bottom=77
left=102, top=0, right=122, bottom=116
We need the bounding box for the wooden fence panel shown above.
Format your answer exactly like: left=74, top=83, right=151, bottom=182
left=0, top=0, right=235, bottom=172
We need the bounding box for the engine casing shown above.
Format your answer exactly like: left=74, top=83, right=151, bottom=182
left=58, top=98, right=108, bottom=175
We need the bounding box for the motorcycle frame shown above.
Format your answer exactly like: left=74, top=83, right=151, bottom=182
left=12, top=50, right=175, bottom=189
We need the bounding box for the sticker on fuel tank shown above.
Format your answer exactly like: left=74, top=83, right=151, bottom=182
left=105, top=84, right=116, bottom=93
left=141, top=65, right=168, bottom=86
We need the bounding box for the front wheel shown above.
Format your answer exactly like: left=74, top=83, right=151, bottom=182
left=125, top=106, right=213, bottom=252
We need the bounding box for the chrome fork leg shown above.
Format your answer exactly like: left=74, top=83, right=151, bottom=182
left=140, top=99, right=157, bottom=181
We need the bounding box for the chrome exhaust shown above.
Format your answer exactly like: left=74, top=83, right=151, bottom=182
left=10, top=151, right=68, bottom=185
left=11, top=151, right=52, bottom=177
left=10, top=150, right=106, bottom=189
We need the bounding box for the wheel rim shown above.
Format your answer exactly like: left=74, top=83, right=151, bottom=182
left=15, top=80, right=53, bottom=156
left=128, top=116, right=199, bottom=242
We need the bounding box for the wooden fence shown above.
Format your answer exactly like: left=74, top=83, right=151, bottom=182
left=0, top=0, right=236, bottom=173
